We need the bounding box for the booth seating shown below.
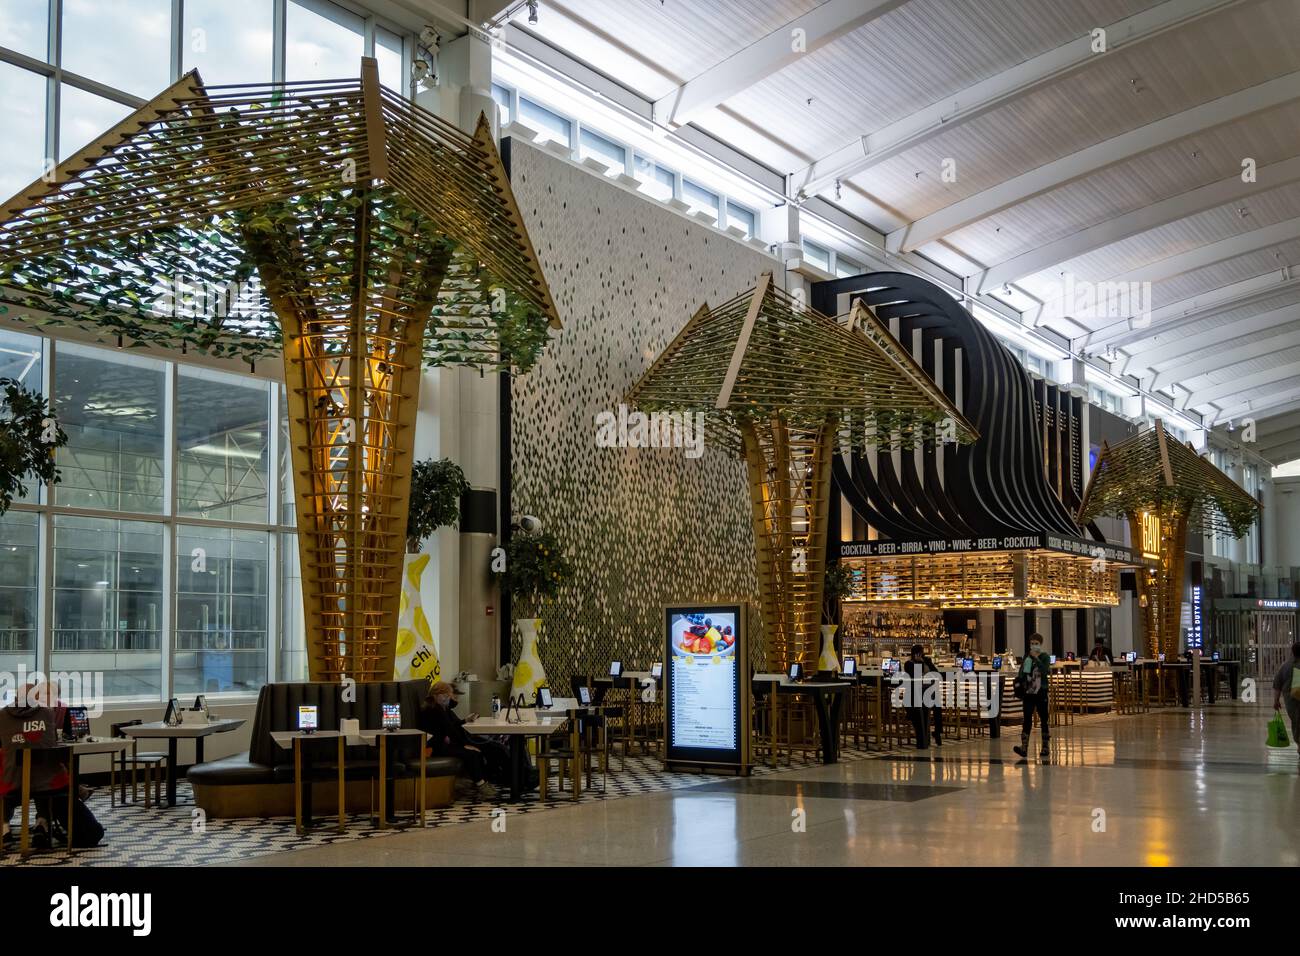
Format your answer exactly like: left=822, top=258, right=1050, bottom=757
left=187, top=680, right=460, bottom=819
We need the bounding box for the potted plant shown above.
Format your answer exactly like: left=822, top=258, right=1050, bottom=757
left=0, top=377, right=66, bottom=516
left=819, top=562, right=856, bottom=673
left=494, top=527, right=573, bottom=703
left=394, top=458, right=469, bottom=685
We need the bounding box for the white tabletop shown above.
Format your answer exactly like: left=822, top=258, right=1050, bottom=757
left=752, top=674, right=848, bottom=690
left=270, top=729, right=344, bottom=749
left=121, top=718, right=245, bottom=738
left=68, top=737, right=134, bottom=755
left=352, top=728, right=426, bottom=745
left=462, top=710, right=570, bottom=735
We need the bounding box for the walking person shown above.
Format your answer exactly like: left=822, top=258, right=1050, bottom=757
left=1271, top=641, right=1300, bottom=764
left=901, top=644, right=944, bottom=749
left=1014, top=634, right=1052, bottom=762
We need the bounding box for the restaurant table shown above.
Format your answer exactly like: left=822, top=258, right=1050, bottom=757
left=1159, top=659, right=1229, bottom=706
left=752, top=674, right=847, bottom=765
left=352, top=728, right=427, bottom=829
left=121, top=718, right=246, bottom=807
left=461, top=710, right=570, bottom=802
left=270, top=730, right=345, bottom=834
left=5, top=738, right=133, bottom=858
left=593, top=672, right=659, bottom=755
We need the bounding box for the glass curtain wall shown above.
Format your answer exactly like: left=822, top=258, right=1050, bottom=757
left=0, top=0, right=413, bottom=704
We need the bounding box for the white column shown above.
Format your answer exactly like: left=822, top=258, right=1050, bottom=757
left=409, top=31, right=504, bottom=683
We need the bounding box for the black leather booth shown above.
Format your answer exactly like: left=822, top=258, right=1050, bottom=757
left=188, top=680, right=460, bottom=818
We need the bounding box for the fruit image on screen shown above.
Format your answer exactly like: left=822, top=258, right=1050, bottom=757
left=671, top=611, right=738, bottom=660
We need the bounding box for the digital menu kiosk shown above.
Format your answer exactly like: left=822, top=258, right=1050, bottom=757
left=664, top=602, right=749, bottom=774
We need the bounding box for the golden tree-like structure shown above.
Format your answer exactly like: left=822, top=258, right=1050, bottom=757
left=0, top=59, right=558, bottom=682
left=1078, top=419, right=1259, bottom=658
left=628, top=274, right=976, bottom=668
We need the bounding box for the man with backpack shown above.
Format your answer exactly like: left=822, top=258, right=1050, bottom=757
left=1271, top=642, right=1300, bottom=764
left=1013, top=634, right=1052, bottom=763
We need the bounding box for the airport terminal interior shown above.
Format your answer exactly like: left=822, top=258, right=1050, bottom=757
left=0, top=0, right=1299, bottom=870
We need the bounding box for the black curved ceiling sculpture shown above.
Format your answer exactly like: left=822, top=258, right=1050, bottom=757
left=811, top=271, right=1100, bottom=545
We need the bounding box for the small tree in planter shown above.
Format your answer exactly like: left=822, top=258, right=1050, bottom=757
left=394, top=458, right=469, bottom=685
left=0, top=378, right=67, bottom=515
left=494, top=528, right=574, bottom=703
left=819, top=562, right=856, bottom=673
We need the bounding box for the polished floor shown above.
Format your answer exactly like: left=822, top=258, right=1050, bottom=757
left=236, top=701, right=1300, bottom=867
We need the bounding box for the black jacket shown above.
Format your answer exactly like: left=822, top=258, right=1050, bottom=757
left=418, top=701, right=469, bottom=755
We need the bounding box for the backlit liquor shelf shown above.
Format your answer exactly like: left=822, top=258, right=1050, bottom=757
left=839, top=550, right=1123, bottom=608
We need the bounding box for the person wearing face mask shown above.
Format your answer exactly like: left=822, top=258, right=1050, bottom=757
left=420, top=681, right=493, bottom=797
left=901, top=644, right=943, bottom=749
left=1014, top=634, right=1052, bottom=761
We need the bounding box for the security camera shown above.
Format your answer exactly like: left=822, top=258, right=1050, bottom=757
left=513, top=514, right=542, bottom=533
left=419, top=27, right=440, bottom=52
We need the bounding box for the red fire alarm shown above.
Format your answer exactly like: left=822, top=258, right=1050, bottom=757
left=486, top=606, right=494, bottom=616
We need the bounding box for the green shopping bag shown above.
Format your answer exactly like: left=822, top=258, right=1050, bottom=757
left=1267, top=710, right=1290, bottom=748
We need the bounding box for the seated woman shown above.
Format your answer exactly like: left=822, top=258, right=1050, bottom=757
left=419, top=682, right=494, bottom=798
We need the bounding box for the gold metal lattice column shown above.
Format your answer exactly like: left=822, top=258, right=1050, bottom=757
left=741, top=417, right=835, bottom=670
left=1128, top=505, right=1188, bottom=660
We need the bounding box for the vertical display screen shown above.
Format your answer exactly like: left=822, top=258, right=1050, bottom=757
left=665, top=605, right=743, bottom=766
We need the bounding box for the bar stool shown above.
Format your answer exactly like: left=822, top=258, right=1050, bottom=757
left=110, top=720, right=167, bottom=808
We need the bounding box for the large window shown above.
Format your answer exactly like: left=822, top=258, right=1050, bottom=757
left=375, top=27, right=403, bottom=93
left=177, top=367, right=270, bottom=524
left=634, top=154, right=676, bottom=201
left=0, top=511, right=40, bottom=676
left=682, top=178, right=720, bottom=224
left=182, top=0, right=275, bottom=87
left=0, top=62, right=46, bottom=200
left=61, top=0, right=172, bottom=97
left=278, top=532, right=306, bottom=681
left=579, top=128, right=626, bottom=175
left=519, top=97, right=572, bottom=147
left=54, top=343, right=167, bottom=514
left=285, top=0, right=364, bottom=82
left=52, top=515, right=165, bottom=700
left=0, top=0, right=49, bottom=60
left=175, top=526, right=269, bottom=695
left=0, top=328, right=43, bottom=505
left=0, top=3, right=413, bottom=706
left=59, top=85, right=133, bottom=160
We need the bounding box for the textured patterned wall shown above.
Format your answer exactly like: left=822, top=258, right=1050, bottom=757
left=509, top=141, right=771, bottom=685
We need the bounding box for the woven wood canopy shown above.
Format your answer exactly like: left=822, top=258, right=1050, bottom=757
left=626, top=273, right=977, bottom=454
left=0, top=61, right=559, bottom=371
left=1078, top=418, right=1259, bottom=538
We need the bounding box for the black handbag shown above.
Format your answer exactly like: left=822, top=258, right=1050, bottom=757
left=1012, top=673, right=1029, bottom=699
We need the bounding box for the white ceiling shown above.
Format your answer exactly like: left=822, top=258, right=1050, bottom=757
left=498, top=0, right=1300, bottom=452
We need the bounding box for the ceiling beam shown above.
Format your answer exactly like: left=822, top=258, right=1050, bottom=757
left=1130, top=300, right=1300, bottom=374
left=1151, top=322, right=1300, bottom=389
left=1108, top=214, right=1300, bottom=286
left=653, top=0, right=906, bottom=129
left=1212, top=390, right=1300, bottom=424
left=789, top=0, right=1244, bottom=201
left=1084, top=268, right=1300, bottom=351
left=886, top=69, right=1300, bottom=254
left=1255, top=436, right=1300, bottom=464
left=1253, top=407, right=1300, bottom=438
left=973, top=154, right=1300, bottom=295
left=1190, top=364, right=1300, bottom=406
